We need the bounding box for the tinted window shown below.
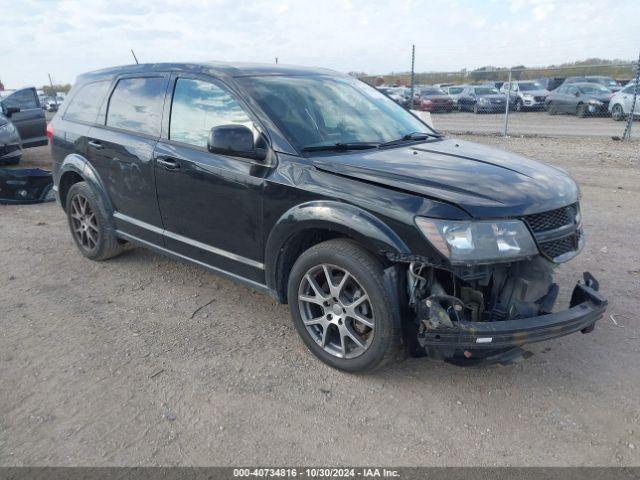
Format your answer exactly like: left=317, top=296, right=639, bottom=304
left=64, top=81, right=111, bottom=124
left=169, top=78, right=253, bottom=148
left=2, top=88, right=38, bottom=109
left=107, top=77, right=166, bottom=136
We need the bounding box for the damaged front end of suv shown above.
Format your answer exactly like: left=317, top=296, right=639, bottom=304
left=401, top=202, right=606, bottom=363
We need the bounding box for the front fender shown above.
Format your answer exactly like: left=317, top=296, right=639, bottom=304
left=265, top=200, right=410, bottom=293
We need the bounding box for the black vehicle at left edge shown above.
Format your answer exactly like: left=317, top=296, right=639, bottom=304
left=49, top=62, right=607, bottom=372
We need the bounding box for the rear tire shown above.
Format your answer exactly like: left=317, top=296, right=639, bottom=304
left=287, top=239, right=402, bottom=373
left=547, top=102, right=557, bottom=115
left=65, top=182, right=124, bottom=261
left=576, top=103, right=588, bottom=118
left=611, top=104, right=625, bottom=121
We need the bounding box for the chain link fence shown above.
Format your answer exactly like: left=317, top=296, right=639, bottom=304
left=361, top=53, right=640, bottom=141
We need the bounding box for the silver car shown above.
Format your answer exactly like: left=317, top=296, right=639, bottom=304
left=500, top=81, right=549, bottom=111
left=443, top=85, right=467, bottom=109
left=609, top=82, right=639, bottom=121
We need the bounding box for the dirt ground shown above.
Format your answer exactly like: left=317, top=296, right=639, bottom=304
left=1, top=136, right=639, bottom=467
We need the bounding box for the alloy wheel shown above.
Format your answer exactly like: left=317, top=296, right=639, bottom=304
left=70, top=194, right=99, bottom=251
left=297, top=264, right=375, bottom=359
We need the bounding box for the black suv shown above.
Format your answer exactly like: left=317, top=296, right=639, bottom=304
left=50, top=63, right=607, bottom=372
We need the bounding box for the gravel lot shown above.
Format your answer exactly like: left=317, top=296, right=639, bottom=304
left=1, top=137, right=639, bottom=466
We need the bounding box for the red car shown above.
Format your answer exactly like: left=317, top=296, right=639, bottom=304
left=415, top=87, right=454, bottom=112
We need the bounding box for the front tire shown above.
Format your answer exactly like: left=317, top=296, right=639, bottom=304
left=66, top=182, right=124, bottom=261
left=547, top=102, right=557, bottom=115
left=287, top=239, right=401, bottom=372
left=576, top=103, right=588, bottom=118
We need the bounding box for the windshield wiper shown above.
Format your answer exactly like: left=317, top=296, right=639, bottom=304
left=379, top=131, right=443, bottom=148
left=301, top=142, right=380, bottom=152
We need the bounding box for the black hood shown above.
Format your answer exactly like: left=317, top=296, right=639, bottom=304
left=312, top=138, right=579, bottom=218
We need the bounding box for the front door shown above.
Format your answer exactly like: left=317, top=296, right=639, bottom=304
left=154, top=75, right=268, bottom=284
left=86, top=75, right=169, bottom=245
left=1, top=88, right=47, bottom=147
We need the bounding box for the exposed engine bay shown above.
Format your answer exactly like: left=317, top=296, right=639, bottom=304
left=403, top=257, right=603, bottom=363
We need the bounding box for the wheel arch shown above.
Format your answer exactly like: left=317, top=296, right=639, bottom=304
left=265, top=201, right=410, bottom=303
left=58, top=154, right=113, bottom=213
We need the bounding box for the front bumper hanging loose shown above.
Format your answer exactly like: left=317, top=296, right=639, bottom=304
left=418, top=272, right=607, bottom=350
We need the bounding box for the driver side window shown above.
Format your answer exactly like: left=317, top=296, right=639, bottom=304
left=169, top=78, right=253, bottom=148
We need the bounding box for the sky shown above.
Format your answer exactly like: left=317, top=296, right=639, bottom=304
left=0, top=0, right=638, bottom=88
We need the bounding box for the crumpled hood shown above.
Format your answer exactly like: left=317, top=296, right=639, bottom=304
left=312, top=138, right=579, bottom=218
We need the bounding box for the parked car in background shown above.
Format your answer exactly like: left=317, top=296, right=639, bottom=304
left=561, top=76, right=621, bottom=93
left=457, top=86, right=507, bottom=113
left=443, top=85, right=467, bottom=109
left=415, top=86, right=454, bottom=112
left=483, top=81, right=505, bottom=90
left=537, top=77, right=565, bottom=91
left=376, top=86, right=406, bottom=106
left=0, top=112, right=22, bottom=164
left=546, top=83, right=613, bottom=117
left=433, top=83, right=454, bottom=89
left=609, top=82, right=639, bottom=121
left=43, top=97, right=59, bottom=112
left=500, top=81, right=549, bottom=111
left=0, top=87, right=48, bottom=149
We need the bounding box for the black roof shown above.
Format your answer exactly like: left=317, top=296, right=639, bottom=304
left=78, top=62, right=341, bottom=82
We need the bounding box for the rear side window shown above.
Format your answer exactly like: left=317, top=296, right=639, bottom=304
left=64, top=81, right=111, bottom=124
left=107, top=77, right=166, bottom=136
left=169, top=78, right=252, bottom=148
left=2, top=88, right=38, bottom=109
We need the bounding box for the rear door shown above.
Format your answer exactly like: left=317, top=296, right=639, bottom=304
left=1, top=88, right=47, bottom=147
left=86, top=74, right=170, bottom=245
left=153, top=74, right=267, bottom=283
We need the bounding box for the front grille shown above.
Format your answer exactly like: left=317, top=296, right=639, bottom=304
left=523, top=203, right=581, bottom=262
left=523, top=203, right=577, bottom=233
left=539, top=232, right=581, bottom=259
left=534, top=96, right=546, bottom=102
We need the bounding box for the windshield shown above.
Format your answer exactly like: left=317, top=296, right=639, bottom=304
left=420, top=88, right=446, bottom=96
left=475, top=87, right=499, bottom=95
left=518, top=82, right=543, bottom=91
left=578, top=84, right=611, bottom=94
left=237, top=75, right=433, bottom=151
left=587, top=77, right=617, bottom=86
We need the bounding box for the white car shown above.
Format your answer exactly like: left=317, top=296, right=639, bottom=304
left=609, top=82, right=639, bottom=121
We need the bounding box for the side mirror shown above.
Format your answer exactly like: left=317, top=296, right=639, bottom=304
left=207, top=124, right=266, bottom=161
left=3, top=105, right=20, bottom=117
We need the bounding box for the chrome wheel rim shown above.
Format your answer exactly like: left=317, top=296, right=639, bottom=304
left=298, top=264, right=374, bottom=359
left=70, top=194, right=99, bottom=251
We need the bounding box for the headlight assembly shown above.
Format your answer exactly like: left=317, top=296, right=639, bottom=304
left=415, top=217, right=538, bottom=264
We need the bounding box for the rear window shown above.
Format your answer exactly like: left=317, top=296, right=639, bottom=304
left=64, top=81, right=111, bottom=124
left=106, top=77, right=166, bottom=136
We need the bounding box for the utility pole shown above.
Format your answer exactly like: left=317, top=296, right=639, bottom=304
left=48, top=73, right=57, bottom=106
left=502, top=68, right=513, bottom=137
left=275, top=57, right=278, bottom=64
left=410, top=44, right=415, bottom=110
left=622, top=49, right=640, bottom=141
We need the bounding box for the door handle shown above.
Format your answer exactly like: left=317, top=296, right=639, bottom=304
left=156, top=156, right=181, bottom=170
left=88, top=140, right=103, bottom=150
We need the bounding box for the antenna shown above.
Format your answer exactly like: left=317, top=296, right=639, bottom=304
left=131, top=49, right=139, bottom=65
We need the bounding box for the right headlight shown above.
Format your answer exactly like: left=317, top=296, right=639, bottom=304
left=415, top=217, right=538, bottom=264
left=0, top=121, right=16, bottom=134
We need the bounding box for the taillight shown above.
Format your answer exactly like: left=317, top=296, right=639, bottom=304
left=46, top=123, right=53, bottom=142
